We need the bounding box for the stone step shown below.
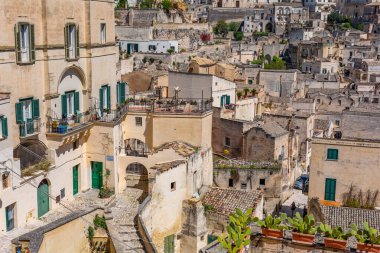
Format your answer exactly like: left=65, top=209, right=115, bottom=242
left=121, top=234, right=141, bottom=241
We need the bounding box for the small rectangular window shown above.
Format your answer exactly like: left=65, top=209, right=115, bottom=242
left=100, top=23, right=106, bottom=44
left=135, top=117, right=142, bottom=126
left=225, top=137, right=231, bottom=147
left=335, top=120, right=340, bottom=126
left=60, top=188, right=66, bottom=198
left=327, top=148, right=339, bottom=160
left=229, top=178, right=234, bottom=187
left=259, top=178, right=266, bottom=186
left=241, top=182, right=247, bottom=189
left=65, top=24, right=79, bottom=60
left=15, top=23, right=35, bottom=64
left=171, top=182, right=176, bottom=191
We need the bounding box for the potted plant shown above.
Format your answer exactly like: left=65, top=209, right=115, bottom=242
left=218, top=208, right=254, bottom=253
left=350, top=223, right=380, bottom=253
left=251, top=89, right=257, bottom=97
left=243, top=88, right=250, bottom=98
left=237, top=91, right=243, bottom=99
left=254, top=213, right=288, bottom=239
left=318, top=224, right=348, bottom=250
left=288, top=212, right=317, bottom=245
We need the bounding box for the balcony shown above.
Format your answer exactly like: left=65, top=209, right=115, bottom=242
left=18, top=118, right=41, bottom=138
left=46, top=113, right=93, bottom=137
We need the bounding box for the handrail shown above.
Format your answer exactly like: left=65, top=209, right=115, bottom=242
left=137, top=195, right=158, bottom=253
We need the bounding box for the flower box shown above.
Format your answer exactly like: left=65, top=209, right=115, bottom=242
left=292, top=232, right=314, bottom=245
left=262, top=228, right=283, bottom=239
left=357, top=243, right=380, bottom=253
left=324, top=238, right=347, bottom=250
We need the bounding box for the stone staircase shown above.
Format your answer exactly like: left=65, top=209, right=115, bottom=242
left=105, top=187, right=147, bottom=253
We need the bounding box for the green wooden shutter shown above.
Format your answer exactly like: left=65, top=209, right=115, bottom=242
left=2, top=118, right=8, bottom=139
left=14, top=24, right=21, bottom=63
left=220, top=95, right=224, bottom=107
left=61, top=94, right=67, bottom=117
left=64, top=25, right=69, bottom=59
left=120, top=82, right=126, bottom=103
left=76, top=25, right=80, bottom=58
left=30, top=24, right=35, bottom=62
left=226, top=95, right=231, bottom=105
left=99, top=88, right=104, bottom=115
left=74, top=91, right=80, bottom=114
left=327, top=149, right=338, bottom=160
left=32, top=99, right=40, bottom=118
left=116, top=82, right=120, bottom=105
left=324, top=178, right=336, bottom=201
left=15, top=102, right=23, bottom=123
left=107, top=86, right=111, bottom=110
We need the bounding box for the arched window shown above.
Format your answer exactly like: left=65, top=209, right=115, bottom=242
left=126, top=163, right=148, bottom=175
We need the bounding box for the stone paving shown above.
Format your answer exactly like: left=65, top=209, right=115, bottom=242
left=106, top=187, right=147, bottom=253
left=280, top=189, right=308, bottom=217
left=0, top=189, right=111, bottom=253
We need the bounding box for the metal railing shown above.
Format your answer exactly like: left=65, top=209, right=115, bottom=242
left=46, top=113, right=93, bottom=134
left=18, top=118, right=41, bottom=137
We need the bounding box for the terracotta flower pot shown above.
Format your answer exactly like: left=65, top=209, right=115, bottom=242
left=262, top=228, right=283, bottom=239
left=292, top=232, right=315, bottom=245
left=324, top=238, right=347, bottom=250
left=357, top=243, right=380, bottom=253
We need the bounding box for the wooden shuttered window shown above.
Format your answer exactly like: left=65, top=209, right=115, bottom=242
left=106, top=86, right=111, bottom=110
left=99, top=88, right=104, bottom=115
left=1, top=117, right=8, bottom=139
left=61, top=94, right=67, bottom=117
left=64, top=24, right=79, bottom=60
left=64, top=25, right=69, bottom=59
left=324, top=178, right=336, bottom=201
left=15, top=103, right=23, bottom=123
left=327, top=148, right=339, bottom=160
left=74, top=91, right=80, bottom=114
left=14, top=23, right=35, bottom=64
left=76, top=25, right=80, bottom=58
left=117, top=82, right=126, bottom=105
left=32, top=99, right=39, bottom=118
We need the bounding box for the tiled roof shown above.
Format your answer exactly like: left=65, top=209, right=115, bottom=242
left=150, top=160, right=186, bottom=172
left=321, top=205, right=380, bottom=231
left=153, top=141, right=197, bottom=157
left=203, top=187, right=262, bottom=216
left=191, top=57, right=215, bottom=66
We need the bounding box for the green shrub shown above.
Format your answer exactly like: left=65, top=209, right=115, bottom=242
left=213, top=20, right=229, bottom=37
left=287, top=212, right=317, bottom=235
left=233, top=31, right=244, bottom=41
left=93, top=214, right=107, bottom=230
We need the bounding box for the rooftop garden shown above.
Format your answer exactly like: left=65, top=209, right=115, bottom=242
left=214, top=159, right=281, bottom=170
left=218, top=209, right=380, bottom=253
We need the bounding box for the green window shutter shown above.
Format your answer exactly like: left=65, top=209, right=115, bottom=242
left=327, top=148, right=338, bottom=160
left=64, top=25, right=69, bottom=59
left=107, top=86, right=111, bottom=110
left=121, top=82, right=126, bottom=103
left=226, top=95, right=231, bottom=105
left=76, top=25, right=80, bottom=58
left=32, top=99, right=40, bottom=118
left=99, top=88, right=104, bottom=115
left=116, top=82, right=120, bottom=105
left=2, top=118, right=8, bottom=139
left=15, top=102, right=23, bottom=123
left=74, top=91, right=80, bottom=113
left=324, top=178, right=336, bottom=201
left=29, top=24, right=35, bottom=62
left=14, top=24, right=21, bottom=63
left=220, top=95, right=224, bottom=107
left=61, top=94, right=67, bottom=117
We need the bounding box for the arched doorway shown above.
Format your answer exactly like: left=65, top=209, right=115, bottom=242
left=126, top=163, right=148, bottom=203
left=37, top=179, right=50, bottom=218
left=14, top=140, right=48, bottom=170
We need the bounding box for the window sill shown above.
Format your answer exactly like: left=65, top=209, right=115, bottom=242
left=66, top=58, right=80, bottom=62
left=326, top=159, right=338, bottom=161
left=16, top=61, right=35, bottom=66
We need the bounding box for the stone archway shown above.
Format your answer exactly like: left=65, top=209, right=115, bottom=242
left=265, top=23, right=273, bottom=33
left=125, top=162, right=149, bottom=203
left=14, top=140, right=48, bottom=170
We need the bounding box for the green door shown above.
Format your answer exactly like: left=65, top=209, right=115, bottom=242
left=164, top=234, right=175, bottom=253
left=324, top=178, right=336, bottom=201
left=73, top=165, right=79, bottom=195
left=91, top=162, right=103, bottom=189
left=37, top=180, right=49, bottom=218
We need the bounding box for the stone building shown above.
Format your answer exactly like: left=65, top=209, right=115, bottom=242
left=0, top=0, right=119, bottom=232
left=309, top=137, right=380, bottom=208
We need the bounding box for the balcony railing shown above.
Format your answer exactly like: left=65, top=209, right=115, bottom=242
left=46, top=113, right=93, bottom=135
left=18, top=118, right=40, bottom=137
left=125, top=148, right=149, bottom=157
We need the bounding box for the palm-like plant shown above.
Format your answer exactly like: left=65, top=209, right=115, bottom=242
left=349, top=222, right=380, bottom=244
left=218, top=208, right=253, bottom=253
left=254, top=213, right=288, bottom=230
left=318, top=224, right=347, bottom=240
left=288, top=212, right=317, bottom=235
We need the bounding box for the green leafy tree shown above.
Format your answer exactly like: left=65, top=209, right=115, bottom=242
left=140, top=0, right=154, bottom=9
left=228, top=22, right=241, bottom=32
left=264, top=56, right=286, bottom=70
left=233, top=31, right=244, bottom=41
left=218, top=208, right=253, bottom=253
left=161, top=0, right=173, bottom=11
left=116, top=0, right=128, bottom=8
left=213, top=20, right=229, bottom=37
